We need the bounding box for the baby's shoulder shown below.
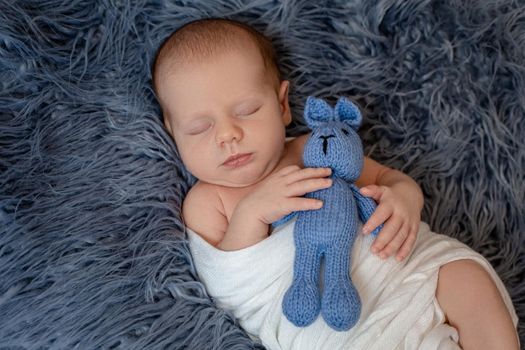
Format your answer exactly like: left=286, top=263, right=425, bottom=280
left=183, top=181, right=228, bottom=246
left=284, top=132, right=310, bottom=166
left=287, top=132, right=310, bottom=150
left=184, top=181, right=221, bottom=207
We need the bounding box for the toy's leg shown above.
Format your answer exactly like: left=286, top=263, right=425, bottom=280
left=282, top=241, right=321, bottom=327
left=321, top=243, right=361, bottom=331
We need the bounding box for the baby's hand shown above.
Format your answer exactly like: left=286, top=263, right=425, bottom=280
left=239, top=166, right=333, bottom=225
left=360, top=184, right=422, bottom=261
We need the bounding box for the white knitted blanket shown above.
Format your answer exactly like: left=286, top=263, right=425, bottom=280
left=187, top=220, right=517, bottom=350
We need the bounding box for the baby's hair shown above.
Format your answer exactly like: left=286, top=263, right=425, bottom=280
left=152, top=18, right=281, bottom=95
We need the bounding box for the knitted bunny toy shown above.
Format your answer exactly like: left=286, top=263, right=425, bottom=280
left=280, top=96, right=381, bottom=331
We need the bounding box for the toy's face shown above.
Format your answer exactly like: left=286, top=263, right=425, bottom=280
left=304, top=121, right=363, bottom=181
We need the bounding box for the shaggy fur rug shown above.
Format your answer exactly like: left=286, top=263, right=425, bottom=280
left=1, top=0, right=524, bottom=348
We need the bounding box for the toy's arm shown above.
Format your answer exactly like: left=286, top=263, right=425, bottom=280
left=350, top=184, right=382, bottom=236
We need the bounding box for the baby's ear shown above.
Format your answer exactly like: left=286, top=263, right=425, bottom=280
left=335, top=97, right=362, bottom=130
left=304, top=96, right=333, bottom=128
left=163, top=116, right=173, bottom=136
left=279, top=80, right=292, bottom=126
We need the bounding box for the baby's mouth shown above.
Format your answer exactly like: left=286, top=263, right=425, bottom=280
left=222, top=153, right=253, bottom=168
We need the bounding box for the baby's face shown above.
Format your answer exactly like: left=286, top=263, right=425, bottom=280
left=157, top=45, right=291, bottom=187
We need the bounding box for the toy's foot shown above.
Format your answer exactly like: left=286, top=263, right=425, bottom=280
left=321, top=279, right=361, bottom=331
left=282, top=279, right=320, bottom=327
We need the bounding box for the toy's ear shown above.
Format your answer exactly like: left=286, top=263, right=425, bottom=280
left=335, top=97, right=362, bottom=130
left=303, top=96, right=334, bottom=128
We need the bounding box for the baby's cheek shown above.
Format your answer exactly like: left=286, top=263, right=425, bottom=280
left=178, top=147, right=202, bottom=173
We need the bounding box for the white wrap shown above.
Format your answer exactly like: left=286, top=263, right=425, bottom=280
left=187, top=220, right=518, bottom=350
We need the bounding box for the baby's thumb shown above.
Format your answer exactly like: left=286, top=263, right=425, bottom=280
left=360, top=185, right=383, bottom=200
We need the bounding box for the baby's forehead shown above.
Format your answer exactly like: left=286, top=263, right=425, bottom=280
left=158, top=43, right=273, bottom=102
left=154, top=21, right=280, bottom=93
left=158, top=49, right=272, bottom=122
left=158, top=43, right=267, bottom=92
left=162, top=35, right=262, bottom=73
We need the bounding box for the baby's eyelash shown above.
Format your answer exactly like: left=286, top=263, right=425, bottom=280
left=237, top=106, right=260, bottom=116
left=188, top=123, right=211, bottom=135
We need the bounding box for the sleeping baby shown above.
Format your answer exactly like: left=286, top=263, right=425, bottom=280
left=152, top=18, right=519, bottom=350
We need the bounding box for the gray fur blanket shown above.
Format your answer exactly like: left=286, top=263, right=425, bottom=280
left=1, top=0, right=523, bottom=348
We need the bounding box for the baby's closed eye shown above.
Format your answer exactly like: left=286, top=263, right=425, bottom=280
left=235, top=105, right=260, bottom=117
left=234, top=100, right=262, bottom=117
left=187, top=121, right=212, bottom=135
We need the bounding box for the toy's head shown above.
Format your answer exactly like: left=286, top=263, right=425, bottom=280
left=303, top=97, right=364, bottom=182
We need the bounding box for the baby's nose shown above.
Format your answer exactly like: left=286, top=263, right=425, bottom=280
left=215, top=119, right=243, bottom=145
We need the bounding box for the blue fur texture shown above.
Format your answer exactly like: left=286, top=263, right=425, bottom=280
left=1, top=0, right=524, bottom=348
left=282, top=97, right=380, bottom=331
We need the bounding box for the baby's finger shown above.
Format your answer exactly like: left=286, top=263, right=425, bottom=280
left=395, top=224, right=418, bottom=261
left=360, top=185, right=384, bottom=201
left=378, top=223, right=409, bottom=259
left=370, top=218, right=402, bottom=256
left=286, top=197, right=324, bottom=212
left=284, top=167, right=331, bottom=184
left=362, top=205, right=391, bottom=235
left=287, top=177, right=332, bottom=196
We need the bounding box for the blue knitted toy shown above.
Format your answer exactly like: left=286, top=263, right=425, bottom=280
left=281, top=96, right=382, bottom=331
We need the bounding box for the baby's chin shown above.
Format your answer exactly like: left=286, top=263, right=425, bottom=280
left=195, top=157, right=281, bottom=188
left=200, top=167, right=274, bottom=188
left=205, top=174, right=264, bottom=188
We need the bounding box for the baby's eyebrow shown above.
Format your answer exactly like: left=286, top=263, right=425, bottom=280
left=185, top=112, right=213, bottom=124
left=232, top=93, right=263, bottom=106
left=175, top=108, right=208, bottom=122
left=234, top=98, right=260, bottom=109
left=179, top=115, right=213, bottom=130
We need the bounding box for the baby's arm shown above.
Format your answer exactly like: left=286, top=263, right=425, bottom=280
left=183, top=166, right=333, bottom=251
left=294, top=133, right=423, bottom=260
left=182, top=182, right=228, bottom=247
left=356, top=157, right=424, bottom=261
left=219, top=166, right=333, bottom=250
left=184, top=182, right=273, bottom=250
